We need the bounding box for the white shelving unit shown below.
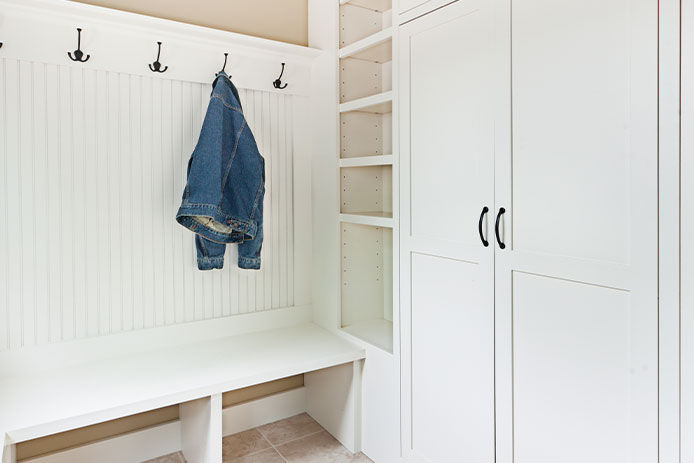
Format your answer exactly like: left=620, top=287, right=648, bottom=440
left=338, top=0, right=395, bottom=353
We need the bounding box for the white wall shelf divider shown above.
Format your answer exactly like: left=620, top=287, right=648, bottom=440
left=340, top=155, right=394, bottom=167
left=339, top=27, right=393, bottom=60
left=339, top=91, right=393, bottom=113
left=340, top=213, right=394, bottom=228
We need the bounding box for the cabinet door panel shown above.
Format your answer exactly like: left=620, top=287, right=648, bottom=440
left=410, top=252, right=494, bottom=463
left=407, top=3, right=494, bottom=247
left=513, top=272, right=634, bottom=463
left=399, top=1, right=498, bottom=461
left=494, top=1, right=659, bottom=462
left=511, top=0, right=636, bottom=263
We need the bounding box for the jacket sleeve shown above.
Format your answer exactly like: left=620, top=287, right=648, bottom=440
left=195, top=235, right=226, bottom=270
left=237, top=186, right=264, bottom=270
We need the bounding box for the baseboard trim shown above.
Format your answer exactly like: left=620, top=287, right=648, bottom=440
left=21, top=421, right=180, bottom=463
left=21, top=387, right=308, bottom=463
left=222, top=387, right=307, bottom=436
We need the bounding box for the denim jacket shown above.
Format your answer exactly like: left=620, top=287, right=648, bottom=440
left=176, top=72, right=265, bottom=270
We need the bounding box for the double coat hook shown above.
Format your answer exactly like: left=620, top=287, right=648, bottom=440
left=68, top=28, right=90, bottom=62
left=273, top=63, right=288, bottom=89
left=148, top=41, right=168, bottom=73
left=219, top=52, right=229, bottom=74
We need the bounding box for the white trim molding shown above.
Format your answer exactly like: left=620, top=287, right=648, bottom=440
left=682, top=0, right=694, bottom=460
left=0, top=0, right=320, bottom=95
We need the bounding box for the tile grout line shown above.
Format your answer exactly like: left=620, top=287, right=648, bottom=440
left=222, top=432, right=286, bottom=463
left=253, top=424, right=327, bottom=461
left=258, top=428, right=325, bottom=449
left=257, top=432, right=288, bottom=462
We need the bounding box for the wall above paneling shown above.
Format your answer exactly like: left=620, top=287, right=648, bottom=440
left=70, top=0, right=308, bottom=46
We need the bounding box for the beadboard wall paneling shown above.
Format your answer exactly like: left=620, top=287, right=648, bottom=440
left=0, top=58, right=297, bottom=351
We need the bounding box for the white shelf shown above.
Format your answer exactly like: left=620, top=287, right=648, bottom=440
left=342, top=319, right=393, bottom=353
left=340, top=155, right=393, bottom=167
left=340, top=212, right=394, bottom=228
left=340, top=91, right=393, bottom=114
left=339, top=27, right=393, bottom=62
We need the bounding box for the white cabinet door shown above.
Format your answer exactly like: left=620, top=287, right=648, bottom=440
left=399, top=1, right=500, bottom=461
left=494, top=1, right=659, bottom=462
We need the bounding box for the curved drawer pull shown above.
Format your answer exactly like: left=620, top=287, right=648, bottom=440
left=478, top=206, right=489, bottom=247
left=495, top=207, right=506, bottom=249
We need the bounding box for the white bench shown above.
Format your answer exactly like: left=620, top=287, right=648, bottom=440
left=0, top=324, right=365, bottom=463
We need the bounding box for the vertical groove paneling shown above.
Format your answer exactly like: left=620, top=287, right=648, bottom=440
left=119, top=73, right=133, bottom=333
left=84, top=69, right=99, bottom=338
left=20, top=61, right=35, bottom=347
left=0, top=59, right=8, bottom=352
left=71, top=66, right=86, bottom=340
left=0, top=59, right=297, bottom=350
left=33, top=63, right=49, bottom=346
left=59, top=64, right=74, bottom=341
left=46, top=64, right=61, bottom=343
left=286, top=96, right=295, bottom=306
left=6, top=59, right=21, bottom=350
left=130, top=75, right=144, bottom=332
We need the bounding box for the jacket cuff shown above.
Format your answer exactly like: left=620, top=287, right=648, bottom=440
left=238, top=256, right=261, bottom=270
left=198, top=256, right=224, bottom=270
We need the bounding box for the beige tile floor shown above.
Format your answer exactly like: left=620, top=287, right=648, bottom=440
left=144, top=413, right=373, bottom=463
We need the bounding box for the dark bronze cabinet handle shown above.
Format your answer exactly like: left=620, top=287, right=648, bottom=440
left=495, top=207, right=506, bottom=249
left=478, top=206, right=489, bottom=247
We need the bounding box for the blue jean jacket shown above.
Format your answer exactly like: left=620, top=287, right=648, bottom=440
left=176, top=72, right=265, bottom=270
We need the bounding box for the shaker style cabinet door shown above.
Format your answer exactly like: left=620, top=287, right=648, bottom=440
left=494, top=1, right=659, bottom=462
left=399, top=0, right=500, bottom=461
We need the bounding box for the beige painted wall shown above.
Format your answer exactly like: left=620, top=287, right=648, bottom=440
left=69, top=0, right=308, bottom=46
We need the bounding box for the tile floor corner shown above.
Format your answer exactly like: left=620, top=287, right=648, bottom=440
left=143, top=413, right=373, bottom=463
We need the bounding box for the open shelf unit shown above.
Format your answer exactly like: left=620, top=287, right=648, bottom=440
left=341, top=223, right=394, bottom=352
left=338, top=0, right=395, bottom=353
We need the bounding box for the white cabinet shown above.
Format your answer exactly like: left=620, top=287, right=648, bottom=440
left=400, top=0, right=659, bottom=461
left=399, top=1, right=496, bottom=461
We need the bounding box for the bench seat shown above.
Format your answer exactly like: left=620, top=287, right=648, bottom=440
left=0, top=324, right=365, bottom=462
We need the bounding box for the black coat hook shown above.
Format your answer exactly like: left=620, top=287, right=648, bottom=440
left=67, top=28, right=90, bottom=62
left=273, top=63, right=288, bottom=89
left=219, top=52, right=229, bottom=74
left=148, top=41, right=168, bottom=73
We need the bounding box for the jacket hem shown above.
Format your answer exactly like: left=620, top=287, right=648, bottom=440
left=198, top=256, right=224, bottom=270
left=238, top=256, right=261, bottom=270
left=176, top=204, right=258, bottom=243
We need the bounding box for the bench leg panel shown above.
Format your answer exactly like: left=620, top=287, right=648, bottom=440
left=180, top=394, right=222, bottom=463
left=305, top=359, right=364, bottom=454
left=2, top=435, right=15, bottom=463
